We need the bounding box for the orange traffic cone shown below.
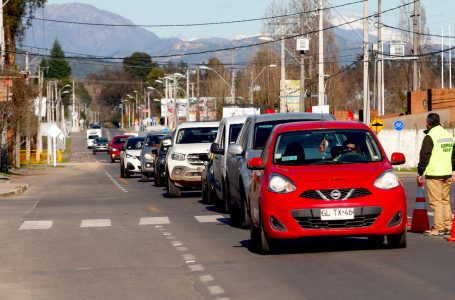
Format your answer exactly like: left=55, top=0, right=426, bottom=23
left=447, top=213, right=455, bottom=242
left=409, top=181, right=430, bottom=233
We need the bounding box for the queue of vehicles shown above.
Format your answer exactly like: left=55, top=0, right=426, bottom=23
left=104, top=113, right=408, bottom=254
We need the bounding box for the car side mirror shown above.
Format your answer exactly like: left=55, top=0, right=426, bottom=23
left=108, top=142, right=112, bottom=146
left=199, top=153, right=210, bottom=162
left=228, top=144, right=244, bottom=156
left=390, top=152, right=405, bottom=165
left=247, top=157, right=264, bottom=170
left=210, top=143, right=224, bottom=155
left=163, top=139, right=172, bottom=146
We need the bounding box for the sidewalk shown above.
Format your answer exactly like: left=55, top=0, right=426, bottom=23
left=0, top=165, right=52, bottom=198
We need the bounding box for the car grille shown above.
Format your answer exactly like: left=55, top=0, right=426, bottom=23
left=300, top=188, right=372, bottom=200
left=187, top=153, right=205, bottom=165
left=291, top=207, right=381, bottom=229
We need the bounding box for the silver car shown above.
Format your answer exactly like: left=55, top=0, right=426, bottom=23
left=225, top=112, right=335, bottom=228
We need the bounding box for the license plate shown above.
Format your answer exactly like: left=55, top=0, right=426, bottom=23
left=320, top=208, right=355, bottom=220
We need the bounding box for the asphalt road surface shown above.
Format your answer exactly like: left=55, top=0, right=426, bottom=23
left=0, top=129, right=454, bottom=300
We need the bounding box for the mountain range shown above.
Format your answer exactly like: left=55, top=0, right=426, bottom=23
left=22, top=3, right=385, bottom=78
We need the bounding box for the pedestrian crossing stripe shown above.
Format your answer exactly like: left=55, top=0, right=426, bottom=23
left=80, top=219, right=111, bottom=228
left=17, top=215, right=229, bottom=230
left=19, top=220, right=53, bottom=230
left=139, top=217, right=170, bottom=225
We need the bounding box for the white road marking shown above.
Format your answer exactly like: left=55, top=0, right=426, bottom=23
left=166, top=236, right=176, bottom=239
left=139, top=217, right=170, bottom=225
left=183, top=254, right=196, bottom=261
left=208, top=286, right=225, bottom=295
left=194, top=215, right=225, bottom=223
left=188, top=264, right=205, bottom=272
left=171, top=241, right=182, bottom=246
left=199, top=275, right=214, bottom=283
left=214, top=298, right=230, bottom=300
left=80, top=219, right=111, bottom=228
left=19, top=220, right=53, bottom=230
left=176, top=246, right=189, bottom=251
left=162, top=232, right=171, bottom=236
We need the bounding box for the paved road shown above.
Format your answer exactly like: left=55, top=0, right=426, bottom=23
left=1, top=129, right=454, bottom=299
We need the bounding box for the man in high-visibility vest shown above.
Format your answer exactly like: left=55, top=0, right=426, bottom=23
left=417, top=113, right=455, bottom=236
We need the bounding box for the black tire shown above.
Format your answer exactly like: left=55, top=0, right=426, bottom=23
left=250, top=212, right=274, bottom=254
left=141, top=173, right=149, bottom=182
left=240, top=186, right=251, bottom=229
left=214, top=178, right=229, bottom=213
left=207, top=185, right=215, bottom=205
left=120, top=163, right=126, bottom=178
left=92, top=151, right=96, bottom=155
left=387, top=231, right=407, bottom=248
left=155, top=174, right=162, bottom=187
left=167, top=176, right=181, bottom=198
left=125, top=168, right=131, bottom=178
left=201, top=183, right=208, bottom=203
left=110, top=157, right=115, bottom=163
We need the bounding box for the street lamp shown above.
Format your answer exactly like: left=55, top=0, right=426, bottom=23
left=249, top=64, right=277, bottom=104
left=127, top=94, right=136, bottom=127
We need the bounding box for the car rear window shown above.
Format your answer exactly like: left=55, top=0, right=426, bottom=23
left=253, top=119, right=312, bottom=149
left=95, top=137, right=108, bottom=143
left=114, top=138, right=128, bottom=144
left=273, top=129, right=383, bottom=165
left=176, top=127, right=218, bottom=144
left=126, top=138, right=145, bottom=150
left=146, top=134, right=165, bottom=146
left=88, top=135, right=98, bottom=139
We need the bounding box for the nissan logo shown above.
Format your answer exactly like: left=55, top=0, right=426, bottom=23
left=330, top=190, right=342, bottom=200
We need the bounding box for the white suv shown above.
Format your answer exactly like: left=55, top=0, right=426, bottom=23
left=166, top=122, right=219, bottom=198
left=120, top=136, right=145, bottom=178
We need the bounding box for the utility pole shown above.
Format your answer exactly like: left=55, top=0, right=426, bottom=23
left=196, top=67, right=200, bottom=121
left=35, top=68, right=44, bottom=163
left=0, top=0, right=10, bottom=69
left=450, top=25, right=452, bottom=89
left=300, top=13, right=306, bottom=112
left=318, top=0, right=325, bottom=107
left=173, top=74, right=178, bottom=128
left=231, top=50, right=236, bottom=105
left=442, top=27, right=444, bottom=89
left=377, top=0, right=384, bottom=116
left=186, top=68, right=190, bottom=121
left=363, top=0, right=370, bottom=124
left=279, top=24, right=287, bottom=112
left=412, top=0, right=420, bottom=91
left=25, top=51, right=31, bottom=162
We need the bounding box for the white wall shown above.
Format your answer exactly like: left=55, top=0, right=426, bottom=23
left=377, top=128, right=455, bottom=169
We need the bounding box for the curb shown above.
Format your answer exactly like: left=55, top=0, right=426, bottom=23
left=0, top=184, right=30, bottom=198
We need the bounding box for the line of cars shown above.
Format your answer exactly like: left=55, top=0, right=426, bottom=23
left=112, top=112, right=409, bottom=254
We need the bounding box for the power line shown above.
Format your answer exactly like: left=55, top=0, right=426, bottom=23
left=382, top=23, right=455, bottom=39
left=20, top=0, right=364, bottom=28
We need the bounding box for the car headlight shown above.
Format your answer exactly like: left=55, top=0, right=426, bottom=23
left=171, top=153, right=185, bottom=161
left=374, top=169, right=400, bottom=190
left=111, top=148, right=117, bottom=151
left=126, top=153, right=133, bottom=158
left=268, top=173, right=297, bottom=194
left=144, top=153, right=152, bottom=160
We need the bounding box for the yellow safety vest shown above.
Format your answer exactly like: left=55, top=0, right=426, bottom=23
left=425, top=125, right=454, bottom=176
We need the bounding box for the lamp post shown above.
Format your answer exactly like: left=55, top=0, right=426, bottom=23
left=127, top=94, right=135, bottom=128
left=199, top=65, right=232, bottom=100
left=249, top=64, right=276, bottom=104
left=155, top=80, right=168, bottom=127
left=134, top=90, right=139, bottom=128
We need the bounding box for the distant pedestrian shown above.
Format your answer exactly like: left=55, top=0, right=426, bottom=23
left=417, top=113, right=455, bottom=236
left=151, top=116, right=156, bottom=126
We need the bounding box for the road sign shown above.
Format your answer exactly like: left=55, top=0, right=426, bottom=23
left=393, top=120, right=404, bottom=131
left=370, top=117, right=384, bottom=134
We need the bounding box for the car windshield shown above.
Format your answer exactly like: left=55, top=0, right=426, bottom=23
left=146, top=134, right=165, bottom=146
left=126, top=138, right=145, bottom=150
left=273, top=129, right=383, bottom=166
left=175, top=127, right=218, bottom=144
left=229, top=124, right=243, bottom=144
left=253, top=119, right=313, bottom=150
left=88, top=135, right=98, bottom=139
left=114, top=137, right=128, bottom=144
left=89, top=124, right=101, bottom=129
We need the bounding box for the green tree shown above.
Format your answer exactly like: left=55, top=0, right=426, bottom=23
left=40, top=39, right=72, bottom=79
left=3, top=0, right=47, bottom=67
left=123, top=52, right=154, bottom=80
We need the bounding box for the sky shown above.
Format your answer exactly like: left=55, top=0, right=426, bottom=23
left=45, top=0, right=455, bottom=42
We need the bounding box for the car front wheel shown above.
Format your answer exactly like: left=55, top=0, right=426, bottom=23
left=167, top=176, right=181, bottom=198
left=387, top=231, right=407, bottom=248
left=250, top=212, right=275, bottom=254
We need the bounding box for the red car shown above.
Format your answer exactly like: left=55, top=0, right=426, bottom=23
left=247, top=120, right=407, bottom=254
left=109, top=135, right=132, bottom=163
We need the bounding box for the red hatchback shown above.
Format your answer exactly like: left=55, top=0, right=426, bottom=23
left=109, top=135, right=132, bottom=163
left=247, top=121, right=407, bottom=254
